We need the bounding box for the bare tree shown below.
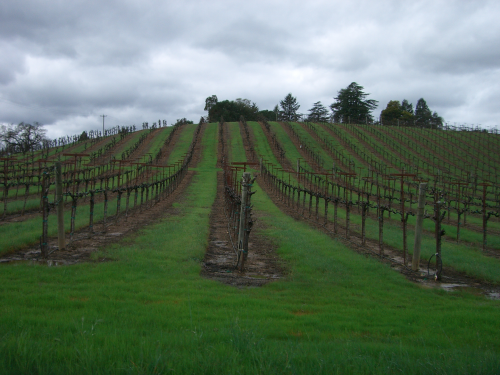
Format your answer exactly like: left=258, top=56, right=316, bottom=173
left=0, top=122, right=47, bottom=154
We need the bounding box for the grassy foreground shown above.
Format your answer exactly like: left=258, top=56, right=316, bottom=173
left=0, top=124, right=499, bottom=374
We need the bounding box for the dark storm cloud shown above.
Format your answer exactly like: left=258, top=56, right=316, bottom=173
left=1, top=0, right=500, bottom=138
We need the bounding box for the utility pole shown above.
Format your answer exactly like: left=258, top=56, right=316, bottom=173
left=100, top=114, right=107, bottom=136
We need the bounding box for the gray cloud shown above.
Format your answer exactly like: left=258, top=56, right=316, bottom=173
left=1, top=0, right=500, bottom=139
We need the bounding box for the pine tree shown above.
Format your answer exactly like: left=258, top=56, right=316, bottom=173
left=415, top=98, right=443, bottom=129
left=401, top=99, right=414, bottom=114
left=330, top=82, right=378, bottom=124
left=307, top=101, right=330, bottom=122
left=415, top=98, right=432, bottom=126
left=279, top=93, right=300, bottom=121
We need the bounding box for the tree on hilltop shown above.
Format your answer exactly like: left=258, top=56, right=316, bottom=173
left=0, top=122, right=47, bottom=154
left=279, top=93, right=300, bottom=121
left=381, top=100, right=415, bottom=124
left=208, top=98, right=260, bottom=122
left=330, top=82, right=378, bottom=123
left=401, top=99, right=414, bottom=115
left=307, top=101, right=330, bottom=122
left=415, top=98, right=443, bottom=128
left=204, top=95, right=218, bottom=122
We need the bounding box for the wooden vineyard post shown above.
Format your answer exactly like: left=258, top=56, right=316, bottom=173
left=434, top=199, right=445, bottom=281
left=479, top=183, right=491, bottom=251
left=333, top=198, right=339, bottom=234
left=346, top=201, right=351, bottom=239
left=324, top=197, right=329, bottom=226
left=125, top=188, right=131, bottom=220
left=1, top=157, right=14, bottom=220
left=412, top=183, right=427, bottom=271
left=237, top=172, right=255, bottom=271
left=379, top=207, right=385, bottom=255
left=70, top=195, right=78, bottom=242
left=103, top=189, right=108, bottom=231
left=452, top=182, right=468, bottom=243
left=391, top=172, right=417, bottom=265
left=55, top=162, right=65, bottom=250
left=41, top=171, right=49, bottom=258
left=308, top=191, right=313, bottom=218
left=361, top=202, right=368, bottom=246
left=116, top=190, right=123, bottom=223
left=89, top=191, right=95, bottom=236
left=315, top=194, right=320, bottom=221
left=302, top=188, right=307, bottom=215
left=22, top=183, right=30, bottom=216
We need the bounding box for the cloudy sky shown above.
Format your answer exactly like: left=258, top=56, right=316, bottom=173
left=1, top=0, right=499, bottom=139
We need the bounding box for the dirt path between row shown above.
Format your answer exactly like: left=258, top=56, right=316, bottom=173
left=200, top=122, right=284, bottom=287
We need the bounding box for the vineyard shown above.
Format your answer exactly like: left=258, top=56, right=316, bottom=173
left=1, top=120, right=500, bottom=374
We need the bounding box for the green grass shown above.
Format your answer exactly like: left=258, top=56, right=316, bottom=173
left=145, top=127, right=174, bottom=159
left=291, top=122, right=335, bottom=168
left=0, top=197, right=40, bottom=215
left=0, top=192, right=121, bottom=254
left=1, top=123, right=499, bottom=373
left=230, top=121, right=500, bottom=282
left=248, top=121, right=281, bottom=167
left=1, top=123, right=500, bottom=374
left=110, top=130, right=148, bottom=159
left=165, top=123, right=197, bottom=165
left=268, top=121, right=314, bottom=170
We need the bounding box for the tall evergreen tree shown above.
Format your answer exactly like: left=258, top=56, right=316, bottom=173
left=279, top=93, right=300, bottom=121
left=415, top=98, right=432, bottom=126
left=401, top=99, right=414, bottom=114
left=307, top=101, right=330, bottom=122
left=415, top=98, right=443, bottom=129
left=330, top=82, right=378, bottom=123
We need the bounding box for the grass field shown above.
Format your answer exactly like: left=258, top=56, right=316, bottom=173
left=0, top=122, right=499, bottom=374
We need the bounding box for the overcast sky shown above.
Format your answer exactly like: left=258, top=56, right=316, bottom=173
left=1, top=0, right=499, bottom=139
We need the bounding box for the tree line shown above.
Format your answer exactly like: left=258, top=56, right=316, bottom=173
left=204, top=82, right=443, bottom=128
